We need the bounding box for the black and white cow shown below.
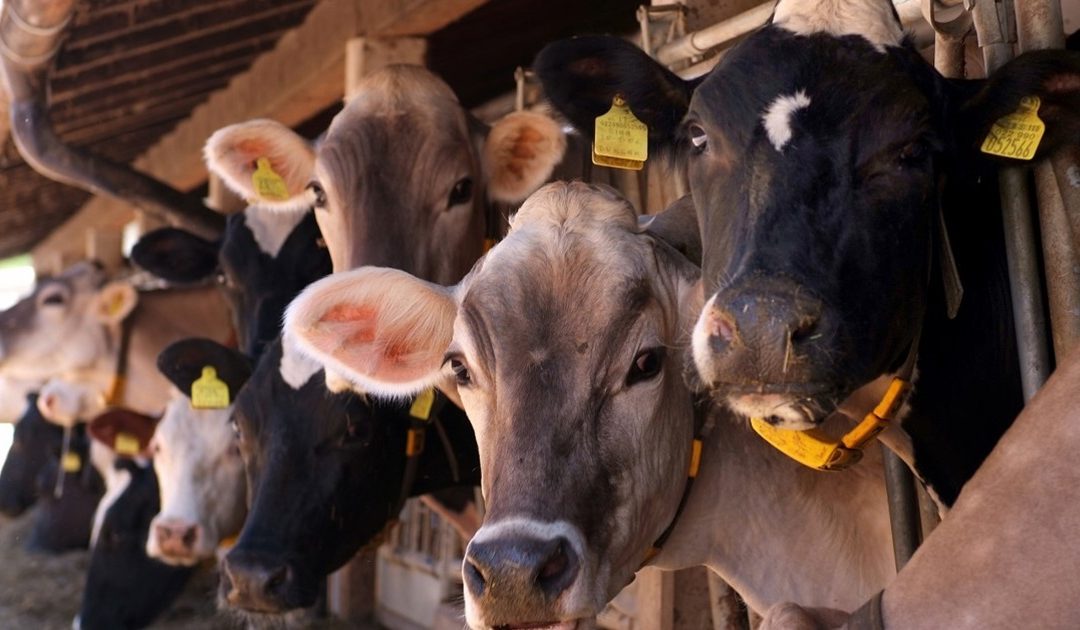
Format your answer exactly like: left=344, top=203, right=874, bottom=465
left=77, top=408, right=195, bottom=630
left=0, top=393, right=103, bottom=553
left=534, top=0, right=1080, bottom=504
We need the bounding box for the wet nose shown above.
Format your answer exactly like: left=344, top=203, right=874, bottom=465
left=464, top=535, right=580, bottom=603
left=153, top=520, right=200, bottom=558
left=221, top=550, right=295, bottom=613
left=706, top=279, right=824, bottom=363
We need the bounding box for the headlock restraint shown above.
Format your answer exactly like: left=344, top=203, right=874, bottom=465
left=391, top=388, right=461, bottom=520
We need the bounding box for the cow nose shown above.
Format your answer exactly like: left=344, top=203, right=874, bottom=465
left=464, top=535, right=580, bottom=603
left=153, top=521, right=201, bottom=559
left=711, top=282, right=824, bottom=357
left=221, top=551, right=295, bottom=613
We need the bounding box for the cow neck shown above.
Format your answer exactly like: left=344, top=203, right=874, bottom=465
left=641, top=393, right=713, bottom=567
left=390, top=389, right=459, bottom=520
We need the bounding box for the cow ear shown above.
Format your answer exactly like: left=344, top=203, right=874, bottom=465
left=88, top=408, right=158, bottom=458
left=957, top=49, right=1080, bottom=162
left=93, top=281, right=138, bottom=324
left=534, top=36, right=697, bottom=152
left=640, top=195, right=702, bottom=266
left=484, top=111, right=567, bottom=204
left=204, top=119, right=315, bottom=211
left=131, top=227, right=220, bottom=284
left=285, top=267, right=457, bottom=398
left=156, top=338, right=252, bottom=401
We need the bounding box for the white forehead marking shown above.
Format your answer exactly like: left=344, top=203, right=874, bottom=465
left=762, top=90, right=811, bottom=152
left=280, top=337, right=321, bottom=390
left=772, top=0, right=904, bottom=52
left=243, top=205, right=308, bottom=258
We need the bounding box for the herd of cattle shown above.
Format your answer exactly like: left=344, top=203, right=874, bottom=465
left=0, top=0, right=1079, bottom=628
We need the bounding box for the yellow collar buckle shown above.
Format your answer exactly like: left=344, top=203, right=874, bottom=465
left=750, top=377, right=912, bottom=472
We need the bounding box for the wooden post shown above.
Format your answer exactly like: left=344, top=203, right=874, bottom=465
left=637, top=567, right=675, bottom=630
left=206, top=172, right=246, bottom=215
left=345, top=37, right=428, bottom=101
left=85, top=227, right=124, bottom=272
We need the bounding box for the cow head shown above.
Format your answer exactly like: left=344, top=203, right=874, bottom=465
left=205, top=65, right=566, bottom=283
left=535, top=7, right=1080, bottom=429
left=146, top=338, right=250, bottom=566
left=0, top=262, right=137, bottom=382
left=286, top=182, right=702, bottom=628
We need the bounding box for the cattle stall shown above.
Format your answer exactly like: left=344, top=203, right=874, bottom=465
left=0, top=0, right=1076, bottom=629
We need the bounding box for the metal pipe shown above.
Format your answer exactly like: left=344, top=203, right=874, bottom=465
left=882, top=449, right=921, bottom=569
left=934, top=32, right=968, bottom=78
left=0, top=0, right=223, bottom=238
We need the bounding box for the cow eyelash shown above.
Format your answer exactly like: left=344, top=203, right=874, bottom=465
left=307, top=182, right=327, bottom=208
left=443, top=354, right=472, bottom=387
left=626, top=347, right=665, bottom=386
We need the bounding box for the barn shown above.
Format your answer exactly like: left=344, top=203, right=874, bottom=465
left=0, top=0, right=1078, bottom=628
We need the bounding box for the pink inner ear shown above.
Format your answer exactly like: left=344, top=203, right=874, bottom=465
left=233, top=138, right=272, bottom=170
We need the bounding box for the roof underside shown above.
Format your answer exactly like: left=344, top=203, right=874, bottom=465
left=0, top=0, right=638, bottom=259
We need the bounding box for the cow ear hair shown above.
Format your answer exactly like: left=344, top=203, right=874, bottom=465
left=284, top=267, right=456, bottom=398
left=93, top=281, right=138, bottom=324
left=640, top=195, right=702, bottom=266
left=156, top=338, right=252, bottom=401
left=204, top=119, right=315, bottom=211
left=534, top=36, right=697, bottom=152
left=956, top=49, right=1080, bottom=162
left=484, top=111, right=567, bottom=203
left=131, top=227, right=220, bottom=284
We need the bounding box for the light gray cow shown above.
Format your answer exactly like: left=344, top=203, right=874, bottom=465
left=285, top=182, right=894, bottom=627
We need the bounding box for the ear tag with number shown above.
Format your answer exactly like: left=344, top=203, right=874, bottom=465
left=251, top=157, right=290, bottom=201
left=115, top=432, right=140, bottom=457
left=980, top=96, right=1045, bottom=161
left=192, top=366, right=230, bottom=409
left=593, top=95, right=648, bottom=171
left=62, top=452, right=82, bottom=473
left=410, top=389, right=435, bottom=420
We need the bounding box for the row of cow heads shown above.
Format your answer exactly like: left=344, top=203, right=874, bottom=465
left=534, top=12, right=1080, bottom=431
left=285, top=181, right=704, bottom=626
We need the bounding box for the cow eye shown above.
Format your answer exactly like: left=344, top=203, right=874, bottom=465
left=627, top=347, right=664, bottom=386
left=40, top=291, right=66, bottom=306
left=448, top=177, right=473, bottom=207
left=229, top=417, right=241, bottom=439
left=307, top=181, right=327, bottom=209
left=449, top=357, right=471, bottom=387
left=898, top=140, right=929, bottom=167
left=687, top=124, right=708, bottom=153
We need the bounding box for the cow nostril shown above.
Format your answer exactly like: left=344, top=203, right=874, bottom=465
left=705, top=307, right=737, bottom=344
left=181, top=526, right=197, bottom=550
left=464, top=559, right=487, bottom=597
left=537, top=541, right=567, bottom=581
left=535, top=538, right=578, bottom=597
left=789, top=315, right=819, bottom=344
left=264, top=566, right=288, bottom=594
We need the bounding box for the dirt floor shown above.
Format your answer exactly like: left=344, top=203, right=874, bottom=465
left=0, top=507, right=366, bottom=629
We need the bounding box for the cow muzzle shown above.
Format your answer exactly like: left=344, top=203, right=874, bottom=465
left=148, top=518, right=203, bottom=566
left=220, top=549, right=304, bottom=613
left=463, top=519, right=591, bottom=629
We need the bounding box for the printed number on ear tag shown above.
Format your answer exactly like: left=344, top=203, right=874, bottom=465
left=115, top=432, right=140, bottom=457
left=62, top=452, right=82, bottom=473
left=980, top=96, right=1045, bottom=161
left=192, top=366, right=230, bottom=409
left=251, top=157, right=290, bottom=201
left=593, top=95, right=648, bottom=171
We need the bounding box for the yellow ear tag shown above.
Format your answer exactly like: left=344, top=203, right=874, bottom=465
left=251, top=157, right=290, bottom=201
left=593, top=95, right=648, bottom=171
left=409, top=388, right=435, bottom=420
left=191, top=366, right=230, bottom=409
left=114, top=432, right=140, bottom=457
left=62, top=452, right=82, bottom=473
left=106, top=291, right=127, bottom=318
left=980, top=96, right=1045, bottom=161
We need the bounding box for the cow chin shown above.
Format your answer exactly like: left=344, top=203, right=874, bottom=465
left=725, top=392, right=833, bottom=430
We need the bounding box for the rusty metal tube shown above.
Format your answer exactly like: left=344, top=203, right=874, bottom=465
left=0, top=0, right=223, bottom=237
left=883, top=449, right=921, bottom=569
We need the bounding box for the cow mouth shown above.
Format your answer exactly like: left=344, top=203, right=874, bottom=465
left=724, top=388, right=841, bottom=430
left=495, top=620, right=584, bottom=630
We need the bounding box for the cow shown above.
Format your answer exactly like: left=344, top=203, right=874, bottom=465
left=77, top=408, right=195, bottom=630
left=142, top=339, right=251, bottom=566
left=760, top=345, right=1080, bottom=630
left=532, top=4, right=1080, bottom=505
left=150, top=335, right=482, bottom=616
left=0, top=392, right=103, bottom=552
left=0, top=261, right=232, bottom=420
left=203, top=66, right=566, bottom=284
left=285, top=182, right=895, bottom=627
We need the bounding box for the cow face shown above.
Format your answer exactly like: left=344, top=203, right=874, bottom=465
left=286, top=183, right=702, bottom=628
left=204, top=66, right=566, bottom=283
left=0, top=262, right=137, bottom=381
left=535, top=10, right=1080, bottom=429
left=147, top=338, right=251, bottom=566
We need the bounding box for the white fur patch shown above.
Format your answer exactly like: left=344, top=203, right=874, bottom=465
left=243, top=206, right=309, bottom=258
left=762, top=91, right=811, bottom=152
left=279, top=337, right=321, bottom=390
left=772, top=0, right=905, bottom=51
left=692, top=294, right=720, bottom=385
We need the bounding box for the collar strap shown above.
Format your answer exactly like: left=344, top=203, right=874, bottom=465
left=105, top=304, right=138, bottom=407
left=393, top=389, right=450, bottom=518
left=750, top=377, right=912, bottom=471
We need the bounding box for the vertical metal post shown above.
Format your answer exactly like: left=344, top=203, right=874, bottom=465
left=882, top=449, right=922, bottom=568
left=972, top=0, right=1053, bottom=399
